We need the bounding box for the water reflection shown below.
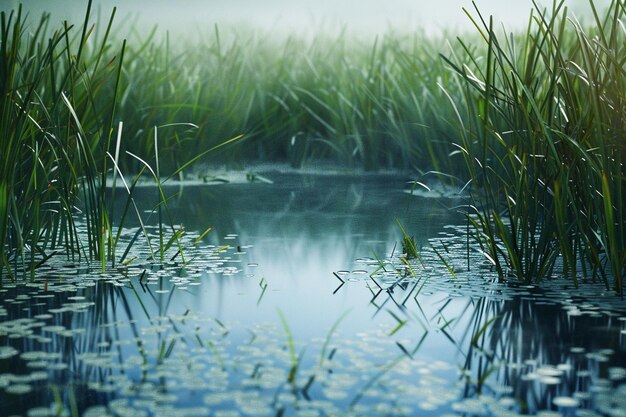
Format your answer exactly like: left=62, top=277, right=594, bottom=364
left=456, top=288, right=626, bottom=415
left=123, top=173, right=455, bottom=339
left=1, top=173, right=625, bottom=416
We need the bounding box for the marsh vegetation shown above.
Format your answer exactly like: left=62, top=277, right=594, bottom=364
left=0, top=0, right=625, bottom=415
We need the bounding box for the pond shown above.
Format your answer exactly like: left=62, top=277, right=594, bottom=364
left=1, top=171, right=625, bottom=417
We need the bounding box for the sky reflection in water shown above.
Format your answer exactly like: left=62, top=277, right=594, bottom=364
left=1, top=173, right=626, bottom=416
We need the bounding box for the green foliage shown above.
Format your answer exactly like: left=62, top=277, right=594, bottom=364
left=397, top=219, right=420, bottom=261
left=0, top=2, right=125, bottom=277
left=442, top=0, right=626, bottom=292
left=0, top=2, right=240, bottom=279
left=2, top=0, right=624, bottom=295
left=87, top=26, right=467, bottom=172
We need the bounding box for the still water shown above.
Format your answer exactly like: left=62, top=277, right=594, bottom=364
left=1, top=172, right=625, bottom=416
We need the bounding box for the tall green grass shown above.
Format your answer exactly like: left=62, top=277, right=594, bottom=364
left=3, top=1, right=624, bottom=293
left=0, top=2, right=125, bottom=277
left=442, top=0, right=625, bottom=293
left=110, top=28, right=464, bottom=172
left=0, top=2, right=238, bottom=279
left=0, top=4, right=477, bottom=175
left=0, top=3, right=472, bottom=275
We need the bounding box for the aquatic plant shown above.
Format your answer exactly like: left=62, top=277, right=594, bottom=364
left=442, top=0, right=626, bottom=292
left=3, top=0, right=624, bottom=295
left=0, top=2, right=240, bottom=279
left=50, top=21, right=468, bottom=173
left=0, top=2, right=125, bottom=277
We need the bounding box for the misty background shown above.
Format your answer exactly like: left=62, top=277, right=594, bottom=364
left=2, top=0, right=610, bottom=39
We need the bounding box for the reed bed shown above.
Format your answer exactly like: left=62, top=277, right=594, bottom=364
left=0, top=3, right=125, bottom=278
left=0, top=1, right=466, bottom=279
left=0, top=2, right=231, bottom=279
left=110, top=27, right=465, bottom=172
left=442, top=0, right=625, bottom=292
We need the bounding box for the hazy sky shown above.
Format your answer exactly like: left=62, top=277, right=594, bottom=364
left=2, top=0, right=609, bottom=38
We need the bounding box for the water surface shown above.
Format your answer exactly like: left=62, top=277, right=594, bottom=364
left=1, top=172, right=625, bottom=416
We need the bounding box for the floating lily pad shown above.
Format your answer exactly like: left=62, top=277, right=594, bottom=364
left=6, top=383, right=33, bottom=395
left=553, top=396, right=579, bottom=408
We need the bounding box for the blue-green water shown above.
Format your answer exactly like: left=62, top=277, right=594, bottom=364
left=1, top=172, right=625, bottom=416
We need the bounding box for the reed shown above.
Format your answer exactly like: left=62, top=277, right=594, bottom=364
left=0, top=2, right=123, bottom=277
left=81, top=25, right=467, bottom=172
left=3, top=0, right=623, bottom=293
left=442, top=0, right=625, bottom=292
left=0, top=2, right=239, bottom=279
left=0, top=4, right=478, bottom=177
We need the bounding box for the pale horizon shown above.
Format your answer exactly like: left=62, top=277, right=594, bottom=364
left=2, top=0, right=611, bottom=39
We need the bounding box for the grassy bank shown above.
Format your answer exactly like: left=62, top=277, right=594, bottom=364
left=1, top=1, right=624, bottom=292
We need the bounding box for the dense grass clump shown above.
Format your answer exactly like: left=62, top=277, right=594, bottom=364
left=0, top=3, right=239, bottom=279
left=0, top=3, right=126, bottom=276
left=442, top=0, right=625, bottom=293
